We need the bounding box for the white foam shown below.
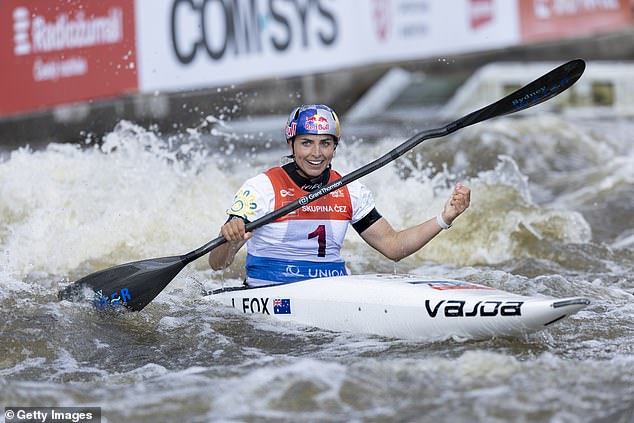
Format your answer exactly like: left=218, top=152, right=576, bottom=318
left=0, top=117, right=613, bottom=278
left=0, top=122, right=233, bottom=275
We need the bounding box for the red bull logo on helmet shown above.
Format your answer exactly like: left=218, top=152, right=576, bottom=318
left=304, top=114, right=331, bottom=132
left=285, top=104, right=340, bottom=141
left=286, top=122, right=297, bottom=138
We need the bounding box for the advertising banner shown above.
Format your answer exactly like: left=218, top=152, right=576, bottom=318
left=135, top=0, right=520, bottom=93
left=0, top=0, right=138, bottom=117
left=519, top=0, right=633, bottom=42
left=6, top=0, right=631, bottom=118
left=136, top=0, right=357, bottom=92
left=361, top=0, right=519, bottom=62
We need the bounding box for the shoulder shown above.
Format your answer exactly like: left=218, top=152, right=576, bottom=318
left=239, top=172, right=275, bottom=199
left=327, top=168, right=375, bottom=206
left=345, top=180, right=376, bottom=222
left=228, top=172, right=275, bottom=219
left=245, top=171, right=274, bottom=186
left=347, top=180, right=373, bottom=201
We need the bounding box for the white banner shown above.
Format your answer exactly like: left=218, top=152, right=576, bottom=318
left=369, top=0, right=520, bottom=60
left=135, top=0, right=520, bottom=93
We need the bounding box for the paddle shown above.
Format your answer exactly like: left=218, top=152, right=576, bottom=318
left=58, top=59, right=586, bottom=311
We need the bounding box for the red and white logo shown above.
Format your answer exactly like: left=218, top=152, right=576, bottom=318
left=12, top=7, right=124, bottom=57
left=470, top=0, right=494, bottom=29
left=330, top=189, right=344, bottom=198
left=372, top=0, right=391, bottom=41
left=1, top=0, right=138, bottom=117
left=286, top=122, right=297, bottom=138
left=305, top=114, right=330, bottom=131
left=13, top=7, right=31, bottom=55
left=280, top=188, right=295, bottom=198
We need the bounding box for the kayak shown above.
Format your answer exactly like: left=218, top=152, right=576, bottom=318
left=207, top=274, right=590, bottom=341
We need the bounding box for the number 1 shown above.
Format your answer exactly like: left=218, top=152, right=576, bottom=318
left=308, top=225, right=326, bottom=257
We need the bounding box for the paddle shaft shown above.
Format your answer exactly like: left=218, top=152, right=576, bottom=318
left=183, top=59, right=585, bottom=264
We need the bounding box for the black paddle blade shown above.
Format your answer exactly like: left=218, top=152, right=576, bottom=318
left=58, top=256, right=186, bottom=311
left=453, top=59, right=586, bottom=130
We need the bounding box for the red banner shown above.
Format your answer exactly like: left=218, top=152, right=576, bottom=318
left=0, top=0, right=138, bottom=117
left=519, top=0, right=633, bottom=42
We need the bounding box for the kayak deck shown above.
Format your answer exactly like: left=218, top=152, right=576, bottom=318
left=207, top=274, right=590, bottom=340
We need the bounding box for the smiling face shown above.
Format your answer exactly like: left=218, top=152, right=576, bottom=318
left=289, top=134, right=336, bottom=178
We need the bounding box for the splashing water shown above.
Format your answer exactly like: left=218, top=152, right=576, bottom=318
left=1, top=114, right=633, bottom=423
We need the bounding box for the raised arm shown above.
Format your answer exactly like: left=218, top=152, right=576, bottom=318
left=359, top=183, right=470, bottom=261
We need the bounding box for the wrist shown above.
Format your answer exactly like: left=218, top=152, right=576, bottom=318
left=436, top=213, right=452, bottom=230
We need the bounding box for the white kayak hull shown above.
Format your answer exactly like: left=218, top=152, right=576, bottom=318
left=208, top=274, right=590, bottom=341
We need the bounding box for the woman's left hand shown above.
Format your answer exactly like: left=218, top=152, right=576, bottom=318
left=442, top=182, right=471, bottom=225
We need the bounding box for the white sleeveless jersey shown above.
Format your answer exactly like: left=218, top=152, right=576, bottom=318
left=226, top=167, right=376, bottom=285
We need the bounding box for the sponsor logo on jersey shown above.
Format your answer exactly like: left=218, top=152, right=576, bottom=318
left=301, top=204, right=348, bottom=213
left=228, top=189, right=257, bottom=219
left=282, top=264, right=346, bottom=279
left=330, top=189, right=344, bottom=198
left=284, top=265, right=304, bottom=277
left=307, top=268, right=346, bottom=278
left=280, top=188, right=295, bottom=197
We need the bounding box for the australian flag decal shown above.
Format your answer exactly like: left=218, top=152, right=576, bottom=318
left=273, top=298, right=291, bottom=314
